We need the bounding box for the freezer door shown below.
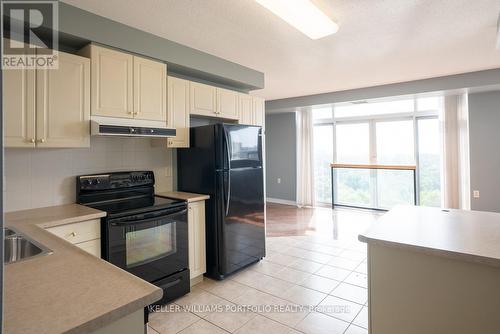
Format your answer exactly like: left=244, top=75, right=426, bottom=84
left=218, top=167, right=266, bottom=276
left=223, top=124, right=262, bottom=169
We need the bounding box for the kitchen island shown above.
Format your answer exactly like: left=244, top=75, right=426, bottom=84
left=359, top=205, right=500, bottom=334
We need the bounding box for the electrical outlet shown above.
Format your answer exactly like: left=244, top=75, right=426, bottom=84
left=473, top=190, right=480, bottom=199
left=277, top=178, right=281, bottom=184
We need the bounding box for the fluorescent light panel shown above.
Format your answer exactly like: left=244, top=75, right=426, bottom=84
left=255, top=0, right=338, bottom=39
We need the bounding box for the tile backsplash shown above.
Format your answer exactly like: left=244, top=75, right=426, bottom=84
left=4, top=137, right=174, bottom=212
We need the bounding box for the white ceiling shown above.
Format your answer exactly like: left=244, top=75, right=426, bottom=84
left=62, top=0, right=500, bottom=101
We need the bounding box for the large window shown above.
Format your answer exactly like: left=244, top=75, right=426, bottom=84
left=375, top=120, right=414, bottom=165
left=312, top=97, right=442, bottom=209
left=313, top=124, right=334, bottom=203
left=417, top=118, right=441, bottom=207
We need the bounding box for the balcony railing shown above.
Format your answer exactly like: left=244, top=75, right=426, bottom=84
left=330, top=163, right=417, bottom=210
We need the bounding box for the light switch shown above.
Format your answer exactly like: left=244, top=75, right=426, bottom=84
left=473, top=190, right=480, bottom=199
left=277, top=178, right=281, bottom=184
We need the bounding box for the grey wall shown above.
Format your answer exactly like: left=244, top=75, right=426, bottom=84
left=468, top=91, right=500, bottom=212
left=266, top=69, right=500, bottom=112
left=5, top=2, right=264, bottom=91
left=265, top=113, right=297, bottom=202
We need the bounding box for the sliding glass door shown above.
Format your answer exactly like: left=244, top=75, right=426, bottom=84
left=374, top=119, right=415, bottom=209
left=313, top=97, right=442, bottom=210
left=334, top=122, right=372, bottom=208
left=313, top=124, right=334, bottom=204
left=332, top=118, right=416, bottom=209
left=417, top=117, right=441, bottom=207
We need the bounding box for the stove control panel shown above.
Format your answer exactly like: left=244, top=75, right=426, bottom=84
left=77, top=171, right=155, bottom=191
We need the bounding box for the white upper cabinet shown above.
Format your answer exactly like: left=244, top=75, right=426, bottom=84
left=167, top=76, right=190, bottom=148
left=190, top=81, right=217, bottom=117
left=238, top=95, right=265, bottom=127
left=133, top=56, right=167, bottom=121
left=253, top=96, right=265, bottom=127
left=80, top=44, right=167, bottom=122
left=81, top=45, right=134, bottom=118
left=217, top=88, right=239, bottom=120
left=36, top=52, right=90, bottom=148
left=3, top=67, right=36, bottom=147
left=239, top=94, right=253, bottom=125
left=3, top=47, right=90, bottom=148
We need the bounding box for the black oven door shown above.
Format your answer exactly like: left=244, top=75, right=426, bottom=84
left=106, top=205, right=188, bottom=283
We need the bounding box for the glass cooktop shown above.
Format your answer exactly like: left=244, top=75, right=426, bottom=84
left=86, top=195, right=185, bottom=217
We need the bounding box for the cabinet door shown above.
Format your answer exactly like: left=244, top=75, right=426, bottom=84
left=3, top=68, right=36, bottom=147
left=88, top=45, right=133, bottom=118
left=76, top=239, right=101, bottom=257
left=36, top=51, right=90, bottom=148
left=188, top=201, right=206, bottom=279
left=239, top=94, right=253, bottom=125
left=167, top=76, right=190, bottom=148
left=217, top=88, right=239, bottom=120
left=253, top=96, right=265, bottom=127
left=190, top=82, right=217, bottom=117
left=133, top=56, right=167, bottom=121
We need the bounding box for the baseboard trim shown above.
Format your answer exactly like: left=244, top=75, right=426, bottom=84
left=266, top=197, right=297, bottom=206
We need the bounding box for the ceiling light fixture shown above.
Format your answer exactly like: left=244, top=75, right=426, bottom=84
left=496, top=12, right=500, bottom=49
left=255, top=0, right=339, bottom=39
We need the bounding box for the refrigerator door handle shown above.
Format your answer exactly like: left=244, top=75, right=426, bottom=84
left=226, top=171, right=231, bottom=216
left=223, top=127, right=232, bottom=170
left=223, top=128, right=231, bottom=216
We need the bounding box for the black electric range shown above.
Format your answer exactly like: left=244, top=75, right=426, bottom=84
left=76, top=171, right=190, bottom=305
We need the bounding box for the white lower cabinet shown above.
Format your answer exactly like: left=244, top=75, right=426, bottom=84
left=188, top=201, right=206, bottom=283
left=45, top=219, right=101, bottom=257
left=76, top=239, right=101, bottom=257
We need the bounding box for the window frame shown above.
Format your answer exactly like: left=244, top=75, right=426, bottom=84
left=312, top=122, right=335, bottom=207
left=415, top=115, right=442, bottom=207
left=312, top=98, right=442, bottom=209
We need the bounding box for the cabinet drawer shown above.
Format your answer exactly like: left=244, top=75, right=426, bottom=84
left=76, top=239, right=101, bottom=257
left=46, top=219, right=100, bottom=244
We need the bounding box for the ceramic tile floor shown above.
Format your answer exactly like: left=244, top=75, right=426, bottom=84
left=149, top=234, right=371, bottom=334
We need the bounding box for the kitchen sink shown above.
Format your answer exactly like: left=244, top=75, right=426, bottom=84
left=4, top=227, right=17, bottom=237
left=4, top=227, right=52, bottom=264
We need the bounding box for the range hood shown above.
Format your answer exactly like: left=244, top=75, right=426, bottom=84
left=90, top=116, right=176, bottom=138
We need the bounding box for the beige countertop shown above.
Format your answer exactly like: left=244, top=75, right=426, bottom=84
left=156, top=191, right=210, bottom=202
left=4, top=204, right=163, bottom=334
left=359, top=205, right=500, bottom=268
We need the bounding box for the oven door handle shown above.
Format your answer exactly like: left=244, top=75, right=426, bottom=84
left=109, top=209, right=187, bottom=226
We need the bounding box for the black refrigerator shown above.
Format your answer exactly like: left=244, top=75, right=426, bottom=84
left=177, top=123, right=266, bottom=280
